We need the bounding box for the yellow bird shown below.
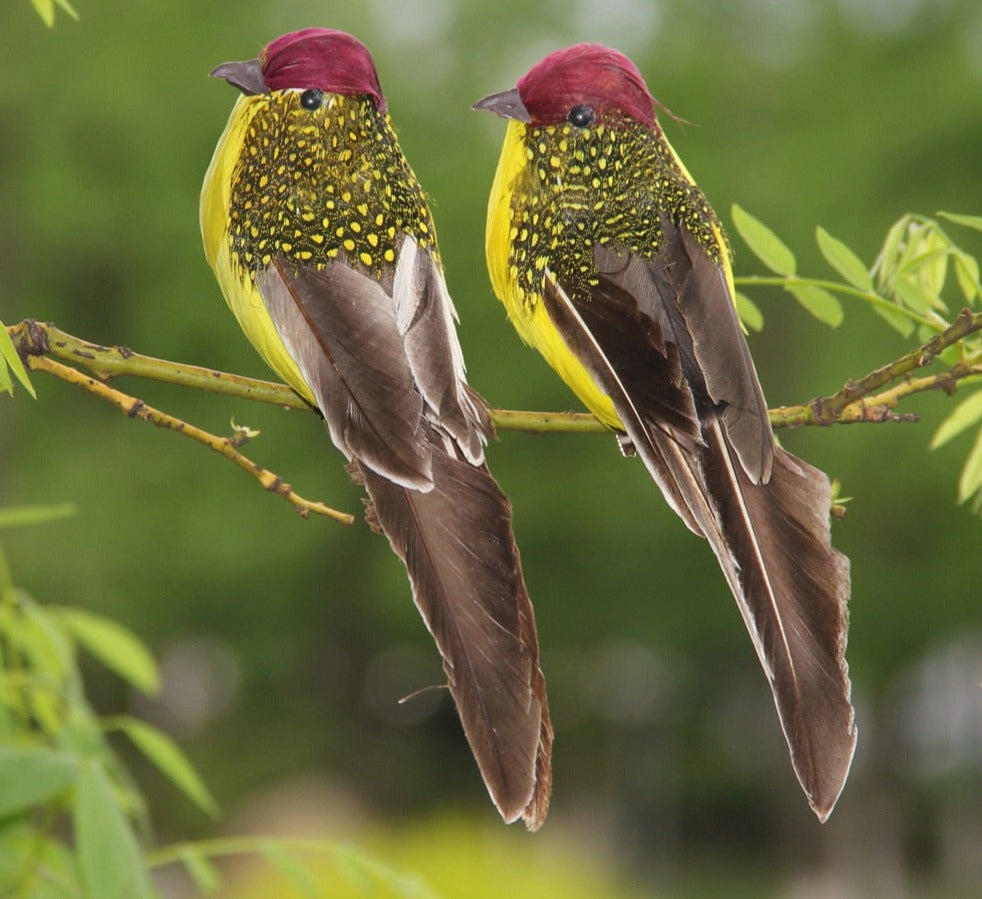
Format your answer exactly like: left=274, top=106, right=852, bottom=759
left=476, top=43, right=855, bottom=820
left=202, top=29, right=551, bottom=828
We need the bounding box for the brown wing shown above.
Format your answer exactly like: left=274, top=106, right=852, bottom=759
left=392, top=236, right=490, bottom=464
left=256, top=242, right=552, bottom=828
left=541, top=216, right=855, bottom=820
left=258, top=255, right=433, bottom=489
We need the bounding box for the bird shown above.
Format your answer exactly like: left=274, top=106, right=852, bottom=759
left=200, top=28, right=551, bottom=829
left=474, top=43, right=856, bottom=821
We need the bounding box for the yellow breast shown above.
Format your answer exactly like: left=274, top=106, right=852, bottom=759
left=484, top=120, right=621, bottom=429
left=200, top=94, right=314, bottom=405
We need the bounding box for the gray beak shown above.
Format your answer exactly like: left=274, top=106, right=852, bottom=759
left=210, top=58, right=269, bottom=96
left=472, top=88, right=531, bottom=123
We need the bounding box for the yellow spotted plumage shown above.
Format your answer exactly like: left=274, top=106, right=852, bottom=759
left=201, top=29, right=551, bottom=831
left=202, top=91, right=435, bottom=403
left=477, top=43, right=855, bottom=822
left=485, top=115, right=726, bottom=428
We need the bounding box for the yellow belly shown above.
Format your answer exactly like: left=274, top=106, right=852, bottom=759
left=484, top=120, right=621, bottom=430
left=199, top=94, right=315, bottom=405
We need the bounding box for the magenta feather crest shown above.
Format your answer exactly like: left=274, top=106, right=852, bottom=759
left=260, top=28, right=387, bottom=112
left=517, top=43, right=656, bottom=127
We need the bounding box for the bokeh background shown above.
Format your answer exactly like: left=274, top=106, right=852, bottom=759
left=3, top=1, right=982, bottom=896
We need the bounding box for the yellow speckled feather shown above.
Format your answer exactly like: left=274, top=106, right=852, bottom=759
left=201, top=31, right=552, bottom=830
left=484, top=119, right=737, bottom=431
left=485, top=120, right=621, bottom=428
left=477, top=41, right=855, bottom=822
left=201, top=94, right=313, bottom=403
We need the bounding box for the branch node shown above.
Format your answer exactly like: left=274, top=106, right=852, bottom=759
left=809, top=396, right=836, bottom=427
left=19, top=319, right=51, bottom=361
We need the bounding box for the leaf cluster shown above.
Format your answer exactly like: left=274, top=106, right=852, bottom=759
left=0, top=513, right=434, bottom=898
left=0, top=508, right=212, bottom=898
left=732, top=208, right=982, bottom=510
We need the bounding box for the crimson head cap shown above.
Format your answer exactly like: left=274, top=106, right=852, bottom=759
left=211, top=28, right=386, bottom=113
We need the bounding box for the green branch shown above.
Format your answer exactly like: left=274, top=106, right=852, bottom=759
left=9, top=316, right=982, bottom=435
left=11, top=323, right=352, bottom=524
left=775, top=308, right=982, bottom=428
left=6, top=308, right=982, bottom=519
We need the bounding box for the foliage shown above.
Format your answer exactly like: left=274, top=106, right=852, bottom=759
left=0, top=325, right=35, bottom=399
left=731, top=208, right=982, bottom=510
left=28, top=0, right=78, bottom=28
left=0, top=512, right=434, bottom=899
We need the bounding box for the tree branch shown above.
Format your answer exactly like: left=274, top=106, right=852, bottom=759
left=6, top=310, right=982, bottom=519
left=772, top=308, right=982, bottom=428
left=11, top=320, right=312, bottom=411
left=20, top=345, right=353, bottom=524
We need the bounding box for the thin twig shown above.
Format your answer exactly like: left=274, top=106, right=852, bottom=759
left=733, top=274, right=942, bottom=329
left=11, top=320, right=310, bottom=411
left=772, top=308, right=982, bottom=428
left=24, top=354, right=353, bottom=524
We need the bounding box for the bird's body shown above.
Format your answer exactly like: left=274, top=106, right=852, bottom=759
left=484, top=114, right=734, bottom=432
left=202, top=29, right=551, bottom=829
left=477, top=44, right=855, bottom=820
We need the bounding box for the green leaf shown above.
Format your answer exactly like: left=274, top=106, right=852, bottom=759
left=0, top=503, right=78, bottom=530
left=113, top=717, right=219, bottom=818
left=872, top=303, right=916, bottom=337
left=910, top=228, right=949, bottom=299
left=731, top=205, right=796, bottom=276
left=30, top=0, right=54, bottom=26
left=734, top=290, right=764, bottom=331
left=932, top=391, right=982, bottom=449
left=263, top=843, right=319, bottom=898
left=953, top=251, right=981, bottom=303
left=891, top=222, right=948, bottom=310
left=0, top=819, right=80, bottom=898
left=54, top=608, right=160, bottom=695
left=0, top=747, right=78, bottom=816
left=875, top=215, right=910, bottom=289
left=957, top=426, right=982, bottom=505
left=54, top=0, right=78, bottom=18
left=177, top=845, right=222, bottom=892
left=12, top=593, right=71, bottom=682
left=29, top=0, right=77, bottom=25
left=331, top=843, right=375, bottom=892
left=73, top=762, right=154, bottom=899
left=331, top=843, right=440, bottom=899
left=0, top=321, right=36, bottom=398
left=816, top=226, right=873, bottom=291
left=893, top=275, right=944, bottom=314
left=786, top=284, right=844, bottom=327
left=939, top=211, right=982, bottom=233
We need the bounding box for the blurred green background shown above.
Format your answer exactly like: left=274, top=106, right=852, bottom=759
left=3, top=1, right=982, bottom=896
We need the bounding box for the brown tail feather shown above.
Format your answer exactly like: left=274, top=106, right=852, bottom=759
left=696, top=427, right=855, bottom=819
left=354, top=444, right=553, bottom=829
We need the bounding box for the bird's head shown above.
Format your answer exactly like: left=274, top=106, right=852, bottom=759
left=474, top=43, right=656, bottom=130
left=210, top=28, right=386, bottom=113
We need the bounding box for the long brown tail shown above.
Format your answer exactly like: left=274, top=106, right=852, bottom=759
left=647, top=421, right=855, bottom=820
left=353, top=445, right=552, bottom=829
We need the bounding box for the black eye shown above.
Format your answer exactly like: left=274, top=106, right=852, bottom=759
left=567, top=104, right=595, bottom=127
left=300, top=89, right=324, bottom=111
